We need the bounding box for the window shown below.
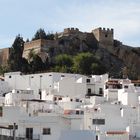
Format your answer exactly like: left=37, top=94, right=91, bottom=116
left=93, top=119, right=105, bottom=125
left=61, top=75, right=65, bottom=77
left=76, top=110, right=79, bottom=115
left=43, top=128, right=51, bottom=135
left=0, top=107, right=3, bottom=117
left=53, top=97, right=57, bottom=101
left=9, top=76, right=11, bottom=78
left=81, top=111, right=84, bottom=115
left=88, top=88, right=91, bottom=94
left=76, top=99, right=79, bottom=102
left=86, top=79, right=90, bottom=83
left=124, top=85, right=128, bottom=88
left=58, top=97, right=62, bottom=100
left=99, top=88, right=103, bottom=95
left=26, top=128, right=33, bottom=139
left=105, top=34, right=108, bottom=37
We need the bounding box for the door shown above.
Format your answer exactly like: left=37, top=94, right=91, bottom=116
left=26, top=128, right=33, bottom=139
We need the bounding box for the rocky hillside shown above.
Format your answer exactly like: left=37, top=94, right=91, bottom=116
left=46, top=31, right=140, bottom=79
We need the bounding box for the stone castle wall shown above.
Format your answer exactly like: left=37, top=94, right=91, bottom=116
left=22, top=39, right=58, bottom=59
left=0, top=48, right=10, bottom=66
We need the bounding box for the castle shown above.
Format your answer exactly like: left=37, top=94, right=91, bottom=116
left=0, top=27, right=115, bottom=65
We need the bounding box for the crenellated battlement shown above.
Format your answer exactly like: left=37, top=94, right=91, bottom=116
left=63, top=27, right=79, bottom=35
left=97, top=27, right=114, bottom=34
left=92, top=27, right=114, bottom=46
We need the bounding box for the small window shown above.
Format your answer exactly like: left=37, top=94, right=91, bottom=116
left=70, top=99, right=73, bottom=102
left=49, top=75, right=52, bottom=76
left=53, top=97, right=57, bottom=101
left=94, top=108, right=98, bottom=111
left=99, top=88, right=103, bottom=95
left=124, top=85, right=128, bottom=88
left=105, top=34, right=108, bottom=37
left=9, top=76, right=11, bottom=78
left=76, top=110, right=79, bottom=115
left=58, top=97, right=62, bottom=100
left=88, top=88, right=91, bottom=94
left=76, top=99, right=79, bottom=102
left=61, top=75, right=65, bottom=77
left=81, top=111, right=84, bottom=115
left=86, top=79, right=90, bottom=83
left=43, top=128, right=51, bottom=135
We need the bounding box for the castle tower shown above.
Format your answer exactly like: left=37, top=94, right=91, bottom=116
left=63, top=28, right=79, bottom=36
left=92, top=27, right=114, bottom=46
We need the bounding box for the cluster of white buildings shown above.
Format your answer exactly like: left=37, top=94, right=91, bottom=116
left=0, top=72, right=139, bottom=140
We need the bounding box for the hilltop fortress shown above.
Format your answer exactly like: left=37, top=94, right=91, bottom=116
left=22, top=27, right=116, bottom=60
left=0, top=27, right=124, bottom=65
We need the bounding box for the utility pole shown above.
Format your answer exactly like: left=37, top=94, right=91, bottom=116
left=13, top=123, right=16, bottom=140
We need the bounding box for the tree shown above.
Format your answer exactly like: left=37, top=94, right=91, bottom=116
left=0, top=65, right=9, bottom=75
left=54, top=54, right=73, bottom=73
left=73, top=52, right=106, bottom=75
left=20, top=58, right=30, bottom=73
left=46, top=33, right=54, bottom=40
left=32, top=28, right=47, bottom=40
left=91, top=63, right=106, bottom=75
left=73, top=52, right=95, bottom=75
left=8, top=35, right=25, bottom=71
left=27, top=49, right=46, bottom=73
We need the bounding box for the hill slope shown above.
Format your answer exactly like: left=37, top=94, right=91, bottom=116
left=45, top=31, right=139, bottom=79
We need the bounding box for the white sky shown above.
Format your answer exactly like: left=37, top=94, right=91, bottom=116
left=0, top=0, right=140, bottom=48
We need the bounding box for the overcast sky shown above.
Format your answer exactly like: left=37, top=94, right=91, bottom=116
left=0, top=0, right=140, bottom=48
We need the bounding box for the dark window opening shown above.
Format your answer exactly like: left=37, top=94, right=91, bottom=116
left=54, top=97, right=57, bottom=101
left=26, top=128, right=33, bottom=139
left=76, top=110, right=79, bottom=115
left=86, top=79, right=90, bottom=83
left=88, top=88, right=91, bottom=94
left=93, top=119, right=105, bottom=125
left=76, top=99, right=79, bottom=102
left=99, top=88, right=103, bottom=95
left=43, top=128, right=51, bottom=135
left=124, top=85, right=128, bottom=88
